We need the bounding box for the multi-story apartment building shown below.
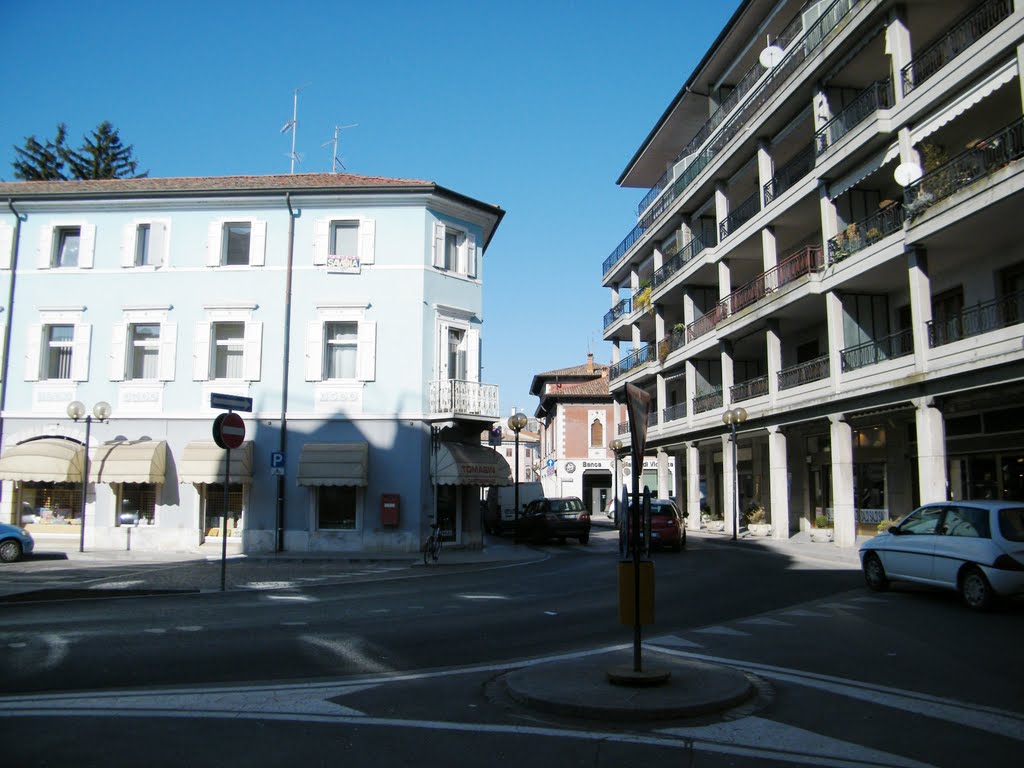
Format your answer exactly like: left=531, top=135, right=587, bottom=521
left=0, top=172, right=507, bottom=554
left=602, top=0, right=1024, bottom=547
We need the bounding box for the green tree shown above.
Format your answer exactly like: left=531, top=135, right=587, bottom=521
left=12, top=123, right=68, bottom=180
left=11, top=121, right=146, bottom=180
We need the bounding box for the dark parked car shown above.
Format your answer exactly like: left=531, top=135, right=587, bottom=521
left=627, top=499, right=687, bottom=551
left=515, top=497, right=591, bottom=544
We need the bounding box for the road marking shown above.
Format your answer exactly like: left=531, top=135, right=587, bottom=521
left=176, top=626, right=202, bottom=632
left=780, top=609, right=832, bottom=617
left=693, top=625, right=749, bottom=636
left=647, top=634, right=703, bottom=648
left=300, top=635, right=393, bottom=674
left=736, top=617, right=790, bottom=626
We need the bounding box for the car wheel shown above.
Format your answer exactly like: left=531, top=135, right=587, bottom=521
left=578, top=532, right=589, bottom=545
left=960, top=566, right=994, bottom=611
left=0, top=539, right=23, bottom=563
left=862, top=553, right=889, bottom=591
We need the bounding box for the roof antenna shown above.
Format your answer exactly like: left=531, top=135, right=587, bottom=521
left=280, top=85, right=309, bottom=173
left=321, top=123, right=358, bottom=173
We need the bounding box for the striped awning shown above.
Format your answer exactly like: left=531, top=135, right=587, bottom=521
left=0, top=438, right=85, bottom=483
left=297, top=442, right=368, bottom=486
left=178, top=441, right=253, bottom=484
left=433, top=442, right=512, bottom=486
left=90, top=440, right=167, bottom=484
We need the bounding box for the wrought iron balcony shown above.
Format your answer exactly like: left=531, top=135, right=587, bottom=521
left=815, top=79, right=893, bottom=156
left=719, top=192, right=761, bottom=241
left=651, top=234, right=709, bottom=290
left=693, top=388, right=723, bottom=414
left=778, top=355, right=830, bottom=390
left=904, top=117, right=1024, bottom=219
left=840, top=329, right=914, bottom=372
left=928, top=290, right=1024, bottom=347
left=730, top=375, right=769, bottom=403
left=763, top=144, right=815, bottom=206
left=828, top=203, right=905, bottom=263
left=608, top=343, right=656, bottom=381
left=429, top=380, right=499, bottom=418
left=603, top=297, right=633, bottom=330
left=901, top=0, right=1012, bottom=95
left=663, top=402, right=687, bottom=423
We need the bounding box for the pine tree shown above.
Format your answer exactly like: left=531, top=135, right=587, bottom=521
left=12, top=123, right=68, bottom=180
left=62, top=121, right=147, bottom=180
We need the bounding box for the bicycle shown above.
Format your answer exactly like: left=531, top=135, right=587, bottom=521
left=423, top=521, right=442, bottom=564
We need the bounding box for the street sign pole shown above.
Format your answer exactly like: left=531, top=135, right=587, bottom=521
left=625, top=383, right=652, bottom=673
left=221, top=445, right=230, bottom=592
left=212, top=409, right=246, bottom=592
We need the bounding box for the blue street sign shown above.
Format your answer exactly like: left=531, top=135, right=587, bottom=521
left=546, top=459, right=555, bottom=468
left=210, top=393, right=253, bottom=412
left=270, top=451, right=285, bottom=476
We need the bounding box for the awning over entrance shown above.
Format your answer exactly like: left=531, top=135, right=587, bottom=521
left=433, top=442, right=512, bottom=486
left=179, top=441, right=253, bottom=484
left=0, top=438, right=85, bottom=483
left=297, top=442, right=368, bottom=486
left=90, top=440, right=167, bottom=484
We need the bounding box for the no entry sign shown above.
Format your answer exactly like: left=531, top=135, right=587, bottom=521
left=213, top=412, right=246, bottom=450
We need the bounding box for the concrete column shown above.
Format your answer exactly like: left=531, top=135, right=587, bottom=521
left=829, top=416, right=856, bottom=548
left=686, top=442, right=701, bottom=530
left=1018, top=43, right=1024, bottom=112
left=611, top=340, right=621, bottom=366
left=825, top=290, right=845, bottom=393
left=915, top=398, right=948, bottom=504
left=761, top=226, right=778, bottom=273
left=685, top=359, right=697, bottom=426
left=813, top=82, right=832, bottom=131
left=721, top=339, right=735, bottom=406
left=766, top=318, right=782, bottom=400
left=680, top=219, right=694, bottom=245
left=655, top=372, right=666, bottom=426
left=715, top=182, right=729, bottom=242
left=819, top=182, right=839, bottom=259
left=907, top=247, right=932, bottom=372
left=657, top=448, right=670, bottom=499
left=722, top=433, right=737, bottom=538
left=885, top=10, right=912, bottom=104
left=768, top=426, right=789, bottom=540
left=718, top=259, right=732, bottom=301
left=683, top=288, right=696, bottom=327
left=653, top=245, right=664, bottom=273
left=757, top=139, right=774, bottom=200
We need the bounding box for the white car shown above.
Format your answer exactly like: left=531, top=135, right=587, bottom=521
left=859, top=501, right=1024, bottom=610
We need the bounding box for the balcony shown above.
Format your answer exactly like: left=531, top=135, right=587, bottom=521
left=719, top=192, right=761, bottom=241
left=928, top=291, right=1024, bottom=347
left=430, top=380, right=499, bottom=418
left=609, top=343, right=656, bottom=381
left=904, top=117, right=1024, bottom=219
left=651, top=234, right=709, bottom=291
left=693, top=388, right=724, bottom=414
left=731, top=375, right=769, bottom=403
left=828, top=203, right=905, bottom=263
left=814, top=79, right=893, bottom=156
left=603, top=297, right=633, bottom=330
left=687, top=304, right=729, bottom=343
left=778, top=355, right=830, bottom=390
left=663, top=402, right=687, bottom=423
left=840, top=329, right=914, bottom=371
left=901, top=0, right=1013, bottom=96
left=763, top=145, right=815, bottom=206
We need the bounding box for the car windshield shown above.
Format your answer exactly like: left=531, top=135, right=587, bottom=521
left=998, top=506, right=1024, bottom=542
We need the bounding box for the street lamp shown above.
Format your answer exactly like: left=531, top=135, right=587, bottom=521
left=507, top=412, right=528, bottom=524
left=722, top=406, right=747, bottom=541
left=609, top=438, right=623, bottom=524
left=67, top=400, right=112, bottom=553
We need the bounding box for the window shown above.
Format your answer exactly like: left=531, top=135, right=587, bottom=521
left=208, top=220, right=265, bottom=267
left=213, top=322, right=245, bottom=379
left=447, top=328, right=467, bottom=380
left=117, top=484, right=157, bottom=525
left=54, top=227, right=80, bottom=268
left=317, top=485, right=357, bottom=530
left=331, top=222, right=359, bottom=257
left=202, top=483, right=243, bottom=536
left=225, top=223, right=251, bottom=266
left=46, top=325, right=74, bottom=379
left=193, top=314, right=261, bottom=383
left=900, top=506, right=943, bottom=535
left=445, top=229, right=460, bottom=270
left=129, top=324, right=160, bottom=380
left=943, top=506, right=990, bottom=538
left=432, top=221, right=476, bottom=277
left=590, top=419, right=604, bottom=448
left=324, top=322, right=358, bottom=380
left=135, top=224, right=152, bottom=266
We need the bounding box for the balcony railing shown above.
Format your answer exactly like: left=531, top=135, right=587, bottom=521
left=647, top=411, right=659, bottom=428
left=904, top=117, right=1024, bottom=218
left=840, top=329, right=914, bottom=371
left=603, top=297, right=633, bottom=329
left=763, top=144, right=815, bottom=205
left=429, top=380, right=499, bottom=417
left=901, top=0, right=1013, bottom=95
left=928, top=291, right=1024, bottom=347
left=687, top=304, right=728, bottom=343
left=663, top=402, right=687, bottom=423
left=778, top=355, right=830, bottom=390
left=609, top=343, right=656, bottom=381
left=693, top=388, right=723, bottom=414
left=617, top=421, right=629, bottom=436
left=651, top=234, right=709, bottom=290
left=607, top=0, right=864, bottom=279
left=731, top=375, right=769, bottom=403
left=815, top=79, right=893, bottom=156
left=719, top=192, right=761, bottom=241
left=828, top=203, right=905, bottom=263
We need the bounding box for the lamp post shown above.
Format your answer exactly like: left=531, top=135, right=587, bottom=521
left=609, top=438, right=623, bottom=524
left=67, top=400, right=112, bottom=553
left=507, top=412, right=528, bottom=524
left=722, top=406, right=747, bottom=541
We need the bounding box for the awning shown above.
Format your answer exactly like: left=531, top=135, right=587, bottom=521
left=829, top=142, right=900, bottom=200
left=0, top=438, right=85, bottom=483
left=297, top=442, right=368, bottom=486
left=911, top=58, right=1018, bottom=146
left=90, top=440, right=167, bottom=484
left=178, top=441, right=253, bottom=484
left=433, top=442, right=512, bottom=486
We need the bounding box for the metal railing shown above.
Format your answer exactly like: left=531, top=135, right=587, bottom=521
left=603, top=297, right=632, bottom=329
left=815, top=79, right=893, bottom=156
left=928, top=291, right=1024, bottom=347
left=429, top=380, right=499, bottom=417
left=719, top=192, right=761, bottom=241
left=608, top=343, right=656, bottom=381
left=686, top=304, right=729, bottom=343
left=647, top=411, right=659, bottom=427
left=840, top=328, right=914, bottom=371
left=828, top=203, right=905, bottom=263
left=663, top=402, right=687, bottom=423
left=693, top=388, right=724, bottom=414
left=901, top=0, right=1013, bottom=95
left=731, top=375, right=769, bottom=402
left=778, top=355, right=830, bottom=390
left=651, top=234, right=709, bottom=290
left=904, top=117, right=1024, bottom=218
left=617, top=421, right=629, bottom=436
left=763, top=144, right=815, bottom=205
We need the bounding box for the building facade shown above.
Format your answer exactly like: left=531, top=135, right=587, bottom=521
left=602, top=0, right=1024, bottom=545
left=0, top=173, right=507, bottom=553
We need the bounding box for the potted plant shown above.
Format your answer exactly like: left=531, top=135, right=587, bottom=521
left=744, top=504, right=771, bottom=536
left=845, top=223, right=862, bottom=251
left=876, top=517, right=899, bottom=534
left=865, top=226, right=882, bottom=244
left=706, top=507, right=725, bottom=532
left=811, top=513, right=834, bottom=542
left=658, top=338, right=671, bottom=363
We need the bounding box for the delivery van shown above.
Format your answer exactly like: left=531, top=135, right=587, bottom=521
left=483, top=482, right=544, bottom=535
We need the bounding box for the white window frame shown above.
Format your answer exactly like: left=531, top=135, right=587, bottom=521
left=121, top=220, right=169, bottom=268
left=312, top=217, right=375, bottom=266
left=435, top=305, right=479, bottom=383
left=37, top=223, right=95, bottom=270
left=25, top=308, right=90, bottom=382
left=192, top=304, right=261, bottom=382
left=110, top=306, right=176, bottom=383
left=431, top=220, right=477, bottom=278
left=206, top=219, right=266, bottom=268
left=304, top=303, right=375, bottom=383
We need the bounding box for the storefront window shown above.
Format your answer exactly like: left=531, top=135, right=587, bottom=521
left=317, top=485, right=357, bottom=530
left=202, top=483, right=243, bottom=536
left=18, top=482, right=81, bottom=524
left=117, top=483, right=157, bottom=525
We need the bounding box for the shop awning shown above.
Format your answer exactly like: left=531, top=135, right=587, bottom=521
left=297, top=442, right=368, bottom=486
left=911, top=58, right=1018, bottom=146
left=178, top=441, right=253, bottom=484
left=90, top=440, right=167, bottom=484
left=433, top=442, right=512, bottom=486
left=0, top=438, right=85, bottom=483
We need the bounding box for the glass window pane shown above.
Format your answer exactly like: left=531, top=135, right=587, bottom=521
left=213, top=322, right=244, bottom=379
left=324, top=322, right=357, bottom=379
left=318, top=485, right=357, bottom=529
left=331, top=222, right=359, bottom=256
left=136, top=224, right=151, bottom=266
left=46, top=325, right=73, bottom=380
left=225, top=224, right=251, bottom=265
left=444, top=230, right=459, bottom=270
left=56, top=228, right=80, bottom=267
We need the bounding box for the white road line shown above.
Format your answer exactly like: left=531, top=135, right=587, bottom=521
left=646, top=634, right=703, bottom=648
left=693, top=625, right=749, bottom=636
left=736, top=617, right=790, bottom=626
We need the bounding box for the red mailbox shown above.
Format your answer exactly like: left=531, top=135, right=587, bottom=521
left=381, top=494, right=400, bottom=526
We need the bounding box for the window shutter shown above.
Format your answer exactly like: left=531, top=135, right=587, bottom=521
left=78, top=223, right=96, bottom=269
left=467, top=328, right=480, bottom=382
left=0, top=223, right=13, bottom=270
left=359, top=218, right=376, bottom=265
left=192, top=321, right=211, bottom=380
left=109, top=323, right=127, bottom=381
left=24, top=324, right=41, bottom=381
left=206, top=221, right=222, bottom=267
left=305, top=320, right=324, bottom=381
left=243, top=321, right=263, bottom=381
left=71, top=323, right=91, bottom=381
left=357, top=321, right=376, bottom=381
left=249, top=220, right=267, bottom=267
left=313, top=219, right=330, bottom=265
left=437, top=321, right=449, bottom=380
left=37, top=225, right=54, bottom=269
left=466, top=232, right=477, bottom=278
left=120, top=223, right=136, bottom=267
left=158, top=322, right=177, bottom=381
left=150, top=221, right=167, bottom=266
left=432, top=221, right=445, bottom=268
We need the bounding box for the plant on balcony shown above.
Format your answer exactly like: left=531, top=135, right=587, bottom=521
left=657, top=338, right=671, bottom=363
left=633, top=283, right=653, bottom=314
left=673, top=322, right=686, bottom=334
left=865, top=226, right=882, bottom=244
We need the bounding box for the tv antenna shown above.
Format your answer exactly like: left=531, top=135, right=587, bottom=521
left=321, top=123, right=358, bottom=173
left=280, top=85, right=309, bottom=173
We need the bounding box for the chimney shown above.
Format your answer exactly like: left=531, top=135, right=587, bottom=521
left=586, top=352, right=594, bottom=374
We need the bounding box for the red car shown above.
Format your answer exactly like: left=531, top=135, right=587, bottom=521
left=627, top=499, right=687, bottom=551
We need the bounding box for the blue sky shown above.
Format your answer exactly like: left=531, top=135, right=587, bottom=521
left=0, top=0, right=739, bottom=417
